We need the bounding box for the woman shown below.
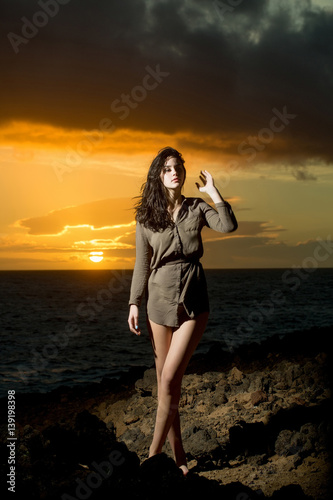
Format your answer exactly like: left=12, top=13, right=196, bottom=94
left=128, top=147, right=237, bottom=475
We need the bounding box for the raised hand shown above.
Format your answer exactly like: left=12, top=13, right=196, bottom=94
left=195, top=170, right=216, bottom=195
left=195, top=170, right=224, bottom=204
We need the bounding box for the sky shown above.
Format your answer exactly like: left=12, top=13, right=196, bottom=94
left=0, top=0, right=333, bottom=270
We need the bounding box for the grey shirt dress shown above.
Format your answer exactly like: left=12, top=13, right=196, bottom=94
left=129, top=196, right=237, bottom=328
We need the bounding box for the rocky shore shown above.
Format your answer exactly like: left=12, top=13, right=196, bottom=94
left=1, top=326, right=332, bottom=499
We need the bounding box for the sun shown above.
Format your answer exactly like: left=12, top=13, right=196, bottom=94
left=89, top=251, right=104, bottom=263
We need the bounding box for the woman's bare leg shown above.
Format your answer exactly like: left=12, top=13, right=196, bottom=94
left=148, top=322, right=183, bottom=461
left=166, top=408, right=187, bottom=471
left=148, top=312, right=209, bottom=472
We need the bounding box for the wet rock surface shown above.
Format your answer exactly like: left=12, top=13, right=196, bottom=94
left=0, top=327, right=332, bottom=499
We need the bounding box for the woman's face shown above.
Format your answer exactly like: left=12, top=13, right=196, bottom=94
left=160, top=156, right=185, bottom=190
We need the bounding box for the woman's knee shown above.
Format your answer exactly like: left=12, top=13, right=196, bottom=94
left=160, top=368, right=182, bottom=395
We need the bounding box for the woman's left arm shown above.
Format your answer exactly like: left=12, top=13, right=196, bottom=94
left=196, top=170, right=238, bottom=233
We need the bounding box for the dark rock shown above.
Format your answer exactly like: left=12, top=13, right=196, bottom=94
left=287, top=421, right=329, bottom=459
left=248, top=372, right=266, bottom=392
left=118, top=364, right=148, bottom=388
left=246, top=454, right=268, bottom=466
left=275, top=429, right=292, bottom=456
left=265, top=400, right=331, bottom=450
left=187, top=325, right=332, bottom=377
left=42, top=423, right=80, bottom=466
left=120, top=427, right=150, bottom=455
left=20, top=425, right=45, bottom=463
left=1, top=324, right=331, bottom=500
left=139, top=453, right=233, bottom=498
left=270, top=483, right=314, bottom=499
left=228, top=366, right=245, bottom=385
left=135, top=367, right=157, bottom=396
left=228, top=420, right=267, bottom=457
left=300, top=422, right=325, bottom=454
left=139, top=453, right=184, bottom=497
left=251, top=390, right=268, bottom=406
left=180, top=473, right=223, bottom=497
left=212, top=384, right=228, bottom=405
left=72, top=410, right=117, bottom=463
left=220, top=481, right=267, bottom=499
left=275, top=429, right=305, bottom=457
left=293, top=453, right=303, bottom=467
left=14, top=411, right=140, bottom=500
left=183, top=426, right=225, bottom=467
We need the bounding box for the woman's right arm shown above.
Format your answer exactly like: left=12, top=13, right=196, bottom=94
left=128, top=304, right=141, bottom=335
left=128, top=222, right=152, bottom=335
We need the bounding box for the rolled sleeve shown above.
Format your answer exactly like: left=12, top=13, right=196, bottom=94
left=201, top=200, right=238, bottom=233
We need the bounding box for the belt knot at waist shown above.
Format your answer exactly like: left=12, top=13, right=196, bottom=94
left=152, top=257, right=200, bottom=271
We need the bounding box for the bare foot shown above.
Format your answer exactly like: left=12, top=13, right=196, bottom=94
left=175, top=448, right=189, bottom=476
left=179, top=464, right=189, bottom=476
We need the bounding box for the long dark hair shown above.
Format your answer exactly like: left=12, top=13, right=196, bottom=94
left=134, top=147, right=186, bottom=231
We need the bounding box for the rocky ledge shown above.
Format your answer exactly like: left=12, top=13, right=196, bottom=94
left=0, top=326, right=332, bottom=499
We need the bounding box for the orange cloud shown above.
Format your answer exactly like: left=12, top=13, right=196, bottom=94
left=0, top=120, right=301, bottom=178
left=17, top=198, right=135, bottom=236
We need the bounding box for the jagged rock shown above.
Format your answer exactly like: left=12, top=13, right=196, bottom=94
left=275, top=420, right=329, bottom=461
left=228, top=366, right=244, bottom=385
left=139, top=453, right=225, bottom=497
left=275, top=429, right=300, bottom=456
left=183, top=426, right=226, bottom=467
left=1, top=326, right=331, bottom=500
left=120, top=427, right=150, bottom=455
left=270, top=483, right=314, bottom=499
left=251, top=390, right=268, bottom=406
left=228, top=420, right=267, bottom=457
left=139, top=453, right=184, bottom=495
left=211, top=384, right=228, bottom=405
left=135, top=367, right=157, bottom=397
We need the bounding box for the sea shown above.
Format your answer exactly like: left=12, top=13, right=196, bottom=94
left=0, top=268, right=332, bottom=398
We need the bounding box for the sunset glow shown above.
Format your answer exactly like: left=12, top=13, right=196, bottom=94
left=89, top=252, right=104, bottom=263
left=1, top=1, right=332, bottom=270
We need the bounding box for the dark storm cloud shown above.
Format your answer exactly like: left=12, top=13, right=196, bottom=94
left=1, top=0, right=333, bottom=163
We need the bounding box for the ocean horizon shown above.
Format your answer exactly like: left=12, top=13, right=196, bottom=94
left=1, top=268, right=332, bottom=397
